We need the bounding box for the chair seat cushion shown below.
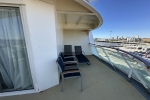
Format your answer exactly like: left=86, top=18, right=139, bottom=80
left=65, top=58, right=74, bottom=61
left=63, top=69, right=81, bottom=78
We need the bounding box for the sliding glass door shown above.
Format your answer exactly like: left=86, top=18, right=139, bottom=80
left=0, top=7, right=33, bottom=92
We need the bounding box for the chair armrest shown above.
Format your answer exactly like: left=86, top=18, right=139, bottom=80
left=63, top=61, right=78, bottom=64
left=64, top=56, right=75, bottom=58
left=61, top=70, right=82, bottom=74
left=82, top=51, right=85, bottom=55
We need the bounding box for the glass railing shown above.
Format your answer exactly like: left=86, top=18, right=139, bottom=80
left=96, top=47, right=109, bottom=63
left=90, top=44, right=150, bottom=92
left=101, top=48, right=130, bottom=73
left=90, top=45, right=100, bottom=57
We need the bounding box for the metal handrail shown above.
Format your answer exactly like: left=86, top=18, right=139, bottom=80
left=89, top=43, right=150, bottom=69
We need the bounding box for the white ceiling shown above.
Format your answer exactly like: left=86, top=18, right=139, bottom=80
left=40, top=0, right=101, bottom=31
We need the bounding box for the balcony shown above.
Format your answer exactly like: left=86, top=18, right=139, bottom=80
left=0, top=55, right=146, bottom=100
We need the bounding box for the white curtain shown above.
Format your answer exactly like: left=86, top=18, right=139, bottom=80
left=0, top=7, right=33, bottom=91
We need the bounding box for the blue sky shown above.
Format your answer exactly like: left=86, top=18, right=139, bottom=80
left=91, top=0, right=150, bottom=38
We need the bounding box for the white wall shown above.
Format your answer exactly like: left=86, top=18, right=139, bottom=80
left=0, top=0, right=24, bottom=4
left=24, top=0, right=59, bottom=91
left=63, top=30, right=92, bottom=55
left=89, top=32, right=95, bottom=44
left=55, top=12, right=64, bottom=55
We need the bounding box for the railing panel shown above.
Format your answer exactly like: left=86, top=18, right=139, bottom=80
left=125, top=57, right=150, bottom=88
left=103, top=48, right=130, bottom=73
left=96, top=47, right=109, bottom=63
left=90, top=43, right=150, bottom=91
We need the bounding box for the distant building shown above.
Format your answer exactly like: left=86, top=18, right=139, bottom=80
left=126, top=36, right=141, bottom=42
left=117, top=36, right=118, bottom=40
left=112, top=37, right=114, bottom=40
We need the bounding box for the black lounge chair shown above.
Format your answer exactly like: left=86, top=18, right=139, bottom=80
left=59, top=52, right=75, bottom=62
left=74, top=46, right=91, bottom=65
left=64, top=45, right=73, bottom=57
left=56, top=57, right=82, bottom=92
left=59, top=52, right=78, bottom=69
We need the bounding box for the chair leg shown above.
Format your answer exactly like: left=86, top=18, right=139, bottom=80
left=61, top=75, right=64, bottom=92
left=0, top=83, right=2, bottom=92
left=87, top=62, right=91, bottom=65
left=81, top=75, right=83, bottom=92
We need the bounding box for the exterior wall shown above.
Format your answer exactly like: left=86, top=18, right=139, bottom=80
left=63, top=30, right=92, bottom=55
left=55, top=12, right=64, bottom=55
left=24, top=0, right=59, bottom=91
left=89, top=32, right=95, bottom=44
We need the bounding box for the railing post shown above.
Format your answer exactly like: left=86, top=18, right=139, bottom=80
left=90, top=44, right=102, bottom=60
left=128, top=68, right=133, bottom=81
left=116, top=50, right=133, bottom=81
left=100, top=47, right=116, bottom=71
left=94, top=45, right=102, bottom=60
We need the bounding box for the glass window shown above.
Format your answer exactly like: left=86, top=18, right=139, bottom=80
left=0, top=7, right=33, bottom=92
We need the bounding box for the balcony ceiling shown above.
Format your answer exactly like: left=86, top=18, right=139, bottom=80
left=40, top=0, right=102, bottom=31
left=56, top=0, right=99, bottom=31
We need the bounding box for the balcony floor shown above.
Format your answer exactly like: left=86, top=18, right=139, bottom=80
left=1, top=56, right=146, bottom=100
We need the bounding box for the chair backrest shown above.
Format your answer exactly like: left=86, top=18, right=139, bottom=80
left=59, top=52, right=65, bottom=61
left=56, top=57, right=65, bottom=72
left=75, top=46, right=82, bottom=55
left=64, top=45, right=72, bottom=54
